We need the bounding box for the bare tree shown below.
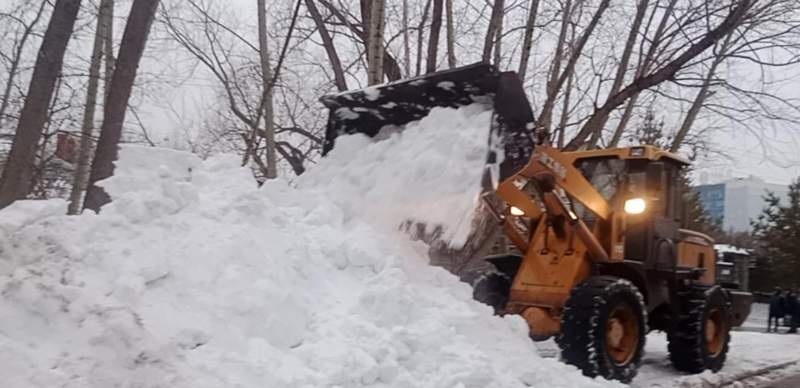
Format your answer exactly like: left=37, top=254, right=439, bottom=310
left=607, top=0, right=680, bottom=148
left=415, top=0, right=432, bottom=76
left=306, top=0, right=347, bottom=91
left=426, top=0, right=443, bottom=73
left=365, top=0, right=386, bottom=85
left=444, top=0, right=455, bottom=68
left=0, top=0, right=80, bottom=209
left=257, top=0, right=277, bottom=179
left=84, top=0, right=160, bottom=211
left=68, top=0, right=113, bottom=214
left=0, top=1, right=48, bottom=128
left=566, top=0, right=754, bottom=150
left=586, top=0, right=650, bottom=148
left=517, top=0, right=540, bottom=80
left=482, top=0, right=504, bottom=63
left=537, top=0, right=610, bottom=136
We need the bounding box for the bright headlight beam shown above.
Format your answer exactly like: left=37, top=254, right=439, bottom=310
left=624, top=198, right=646, bottom=215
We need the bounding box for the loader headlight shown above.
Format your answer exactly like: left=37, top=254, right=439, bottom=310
left=624, top=198, right=646, bottom=215
left=510, top=206, right=525, bottom=216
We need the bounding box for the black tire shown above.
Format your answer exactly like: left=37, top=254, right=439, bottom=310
left=558, top=276, right=647, bottom=383
left=668, top=285, right=731, bottom=373
left=468, top=270, right=512, bottom=314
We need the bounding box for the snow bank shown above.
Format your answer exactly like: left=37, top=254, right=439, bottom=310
left=0, top=105, right=620, bottom=388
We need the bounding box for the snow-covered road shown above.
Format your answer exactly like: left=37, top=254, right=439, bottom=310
left=532, top=306, right=800, bottom=388
left=634, top=331, right=800, bottom=387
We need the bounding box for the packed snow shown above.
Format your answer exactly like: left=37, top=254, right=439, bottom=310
left=0, top=105, right=621, bottom=387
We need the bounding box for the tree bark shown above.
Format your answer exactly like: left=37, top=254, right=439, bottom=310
left=517, top=0, right=540, bottom=80
left=426, top=0, right=443, bottom=73
left=402, top=0, right=411, bottom=74
left=0, top=1, right=48, bottom=129
left=365, top=0, right=386, bottom=85
left=0, top=0, right=81, bottom=209
left=482, top=0, right=504, bottom=63
left=566, top=0, right=752, bottom=150
left=68, top=0, right=112, bottom=215
left=444, top=0, right=456, bottom=68
left=257, top=0, right=277, bottom=179
left=493, top=6, right=503, bottom=66
left=84, top=0, right=160, bottom=211
left=415, top=0, right=432, bottom=76
left=306, top=0, right=347, bottom=91
left=103, top=0, right=115, bottom=96
left=586, top=0, right=649, bottom=147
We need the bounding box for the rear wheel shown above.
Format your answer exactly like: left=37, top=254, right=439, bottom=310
left=558, top=276, right=647, bottom=383
left=668, top=285, right=731, bottom=373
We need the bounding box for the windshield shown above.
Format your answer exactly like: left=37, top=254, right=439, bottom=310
left=576, top=158, right=627, bottom=202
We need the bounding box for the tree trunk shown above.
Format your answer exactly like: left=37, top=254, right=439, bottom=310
left=0, top=1, right=48, bottom=129
left=492, top=6, right=503, bottom=66
left=307, top=0, right=347, bottom=91
left=517, top=0, right=540, bottom=80
left=556, top=63, right=575, bottom=148
left=84, top=0, right=159, bottom=211
left=68, top=0, right=112, bottom=215
left=415, top=0, right=432, bottom=76
left=402, top=0, right=411, bottom=75
left=426, top=0, right=443, bottom=73
left=103, top=0, right=115, bottom=96
left=366, top=0, right=386, bottom=85
left=566, top=0, right=752, bottom=150
left=586, top=0, right=649, bottom=148
left=482, top=0, right=504, bottom=63
left=444, top=0, right=456, bottom=68
left=0, top=0, right=81, bottom=209
left=257, top=0, right=277, bottom=179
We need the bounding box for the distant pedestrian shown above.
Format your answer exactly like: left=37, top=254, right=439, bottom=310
left=787, top=290, right=799, bottom=334
left=768, top=288, right=784, bottom=333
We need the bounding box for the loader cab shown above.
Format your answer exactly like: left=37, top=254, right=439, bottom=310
left=572, top=146, right=700, bottom=272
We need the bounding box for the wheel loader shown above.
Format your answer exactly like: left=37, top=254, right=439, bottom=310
left=319, top=63, right=753, bottom=383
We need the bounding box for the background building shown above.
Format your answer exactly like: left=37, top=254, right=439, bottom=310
left=695, top=176, right=788, bottom=232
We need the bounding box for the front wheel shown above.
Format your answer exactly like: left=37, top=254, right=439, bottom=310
left=558, top=276, right=647, bottom=383
left=466, top=270, right=511, bottom=314
left=668, top=285, right=731, bottom=373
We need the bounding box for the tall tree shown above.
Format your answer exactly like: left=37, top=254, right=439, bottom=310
left=306, top=0, right=347, bottom=91
left=68, top=0, right=113, bottom=215
left=426, top=0, right=443, bottom=73
left=257, top=0, right=277, bottom=179
left=586, top=0, right=650, bottom=148
left=0, top=0, right=48, bottom=128
left=566, top=0, right=754, bottom=150
left=444, top=0, right=456, bottom=68
left=751, top=181, right=800, bottom=291
left=84, top=0, right=160, bottom=211
left=0, top=0, right=81, bottom=209
left=482, top=0, right=504, bottom=63
left=517, top=0, right=540, bottom=80
left=537, top=0, right=610, bottom=136
left=365, top=0, right=386, bottom=85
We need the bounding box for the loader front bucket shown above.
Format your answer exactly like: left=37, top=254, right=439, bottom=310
left=319, top=63, right=535, bottom=181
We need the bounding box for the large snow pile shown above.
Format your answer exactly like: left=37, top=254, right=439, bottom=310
left=0, top=105, right=620, bottom=388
